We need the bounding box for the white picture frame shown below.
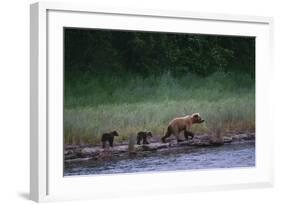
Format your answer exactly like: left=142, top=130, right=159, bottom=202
left=30, top=2, right=274, bottom=202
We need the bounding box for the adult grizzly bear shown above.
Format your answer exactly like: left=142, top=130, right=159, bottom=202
left=161, top=113, right=204, bottom=143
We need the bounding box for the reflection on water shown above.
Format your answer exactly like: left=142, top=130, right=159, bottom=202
left=64, top=141, right=255, bottom=176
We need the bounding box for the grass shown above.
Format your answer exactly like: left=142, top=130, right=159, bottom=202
left=64, top=71, right=255, bottom=145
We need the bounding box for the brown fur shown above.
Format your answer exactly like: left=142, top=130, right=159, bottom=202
left=161, top=113, right=204, bottom=143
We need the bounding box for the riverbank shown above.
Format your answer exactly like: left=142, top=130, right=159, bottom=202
left=64, top=131, right=255, bottom=163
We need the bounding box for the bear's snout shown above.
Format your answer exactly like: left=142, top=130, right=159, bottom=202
left=194, top=117, right=204, bottom=123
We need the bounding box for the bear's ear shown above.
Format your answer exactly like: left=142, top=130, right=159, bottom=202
left=192, top=113, right=199, bottom=118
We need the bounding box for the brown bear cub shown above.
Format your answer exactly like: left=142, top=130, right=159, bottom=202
left=101, top=130, right=119, bottom=148
left=161, top=113, right=204, bottom=143
left=137, top=131, right=152, bottom=145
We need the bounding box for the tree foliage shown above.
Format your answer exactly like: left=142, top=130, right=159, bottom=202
left=64, top=28, right=255, bottom=77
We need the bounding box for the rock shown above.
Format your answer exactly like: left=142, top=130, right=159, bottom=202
left=232, top=135, right=241, bottom=141
left=239, top=134, right=248, bottom=139
left=65, top=145, right=79, bottom=150
left=81, top=147, right=101, bottom=155
left=64, top=153, right=78, bottom=160
left=64, top=150, right=74, bottom=155
left=187, top=135, right=208, bottom=146
left=64, top=157, right=92, bottom=163
left=169, top=141, right=179, bottom=147
left=242, top=133, right=255, bottom=140
left=223, top=136, right=233, bottom=143
left=231, top=133, right=255, bottom=141
left=135, top=142, right=170, bottom=150
left=191, top=134, right=224, bottom=146
left=146, top=143, right=169, bottom=150
left=142, top=145, right=157, bottom=151
left=113, top=145, right=129, bottom=153
left=196, top=134, right=210, bottom=140
left=192, top=138, right=201, bottom=144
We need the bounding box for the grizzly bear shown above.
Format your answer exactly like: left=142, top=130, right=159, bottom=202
left=137, top=131, right=153, bottom=145
left=101, top=130, right=119, bottom=148
left=161, top=113, right=204, bottom=143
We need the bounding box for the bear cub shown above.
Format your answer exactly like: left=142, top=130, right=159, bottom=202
left=137, top=131, right=152, bottom=145
left=101, top=130, right=119, bottom=148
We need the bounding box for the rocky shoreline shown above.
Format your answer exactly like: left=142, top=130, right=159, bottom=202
left=64, top=131, right=255, bottom=163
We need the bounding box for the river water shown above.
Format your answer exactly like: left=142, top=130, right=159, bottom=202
left=64, top=141, right=255, bottom=176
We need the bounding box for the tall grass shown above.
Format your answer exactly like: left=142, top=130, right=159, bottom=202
left=64, top=71, right=255, bottom=145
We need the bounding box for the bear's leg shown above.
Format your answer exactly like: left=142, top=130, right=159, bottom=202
left=161, top=133, right=169, bottom=143
left=143, top=136, right=149, bottom=144
left=162, top=127, right=172, bottom=143
left=184, top=131, right=189, bottom=140
left=184, top=130, right=194, bottom=140
left=176, top=135, right=184, bottom=143
left=172, top=130, right=183, bottom=143
left=189, top=131, right=194, bottom=140
left=137, top=135, right=141, bottom=145
left=109, top=137, right=114, bottom=147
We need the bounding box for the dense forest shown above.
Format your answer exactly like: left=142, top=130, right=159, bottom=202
left=64, top=28, right=255, bottom=77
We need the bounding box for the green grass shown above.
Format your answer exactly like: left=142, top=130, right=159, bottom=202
left=64, top=71, right=255, bottom=145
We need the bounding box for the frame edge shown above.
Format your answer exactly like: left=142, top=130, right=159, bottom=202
left=30, top=2, right=39, bottom=202
left=40, top=1, right=272, bottom=24
left=30, top=2, right=48, bottom=202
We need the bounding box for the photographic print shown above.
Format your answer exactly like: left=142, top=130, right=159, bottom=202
left=63, top=28, right=255, bottom=176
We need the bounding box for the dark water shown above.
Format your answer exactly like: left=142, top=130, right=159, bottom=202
left=64, top=141, right=255, bottom=176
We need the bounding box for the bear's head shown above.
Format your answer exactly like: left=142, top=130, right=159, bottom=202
left=111, top=130, right=119, bottom=136
left=146, top=131, right=153, bottom=137
left=191, top=113, right=205, bottom=124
